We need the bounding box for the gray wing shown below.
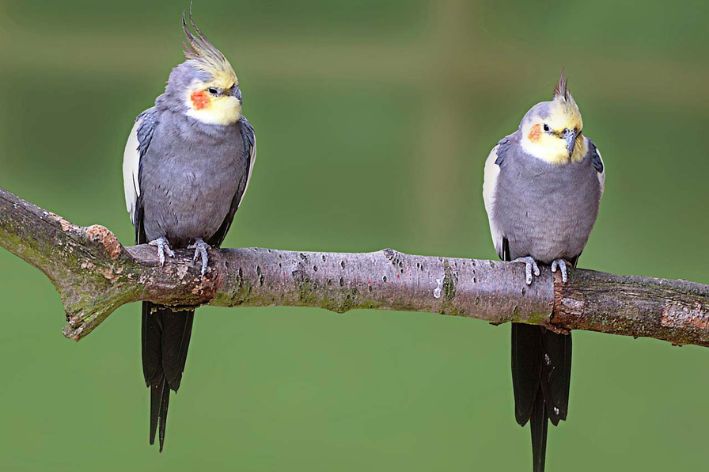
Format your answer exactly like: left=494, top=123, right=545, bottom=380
left=207, top=116, right=256, bottom=247
left=482, top=135, right=514, bottom=258
left=122, top=107, right=158, bottom=244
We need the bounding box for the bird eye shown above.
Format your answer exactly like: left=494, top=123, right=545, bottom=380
left=207, top=87, right=219, bottom=96
left=543, top=124, right=550, bottom=132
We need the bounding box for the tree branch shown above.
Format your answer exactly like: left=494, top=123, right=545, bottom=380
left=1, top=187, right=707, bottom=347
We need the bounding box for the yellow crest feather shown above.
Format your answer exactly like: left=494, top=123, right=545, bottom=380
left=551, top=71, right=582, bottom=131
left=181, top=10, right=237, bottom=88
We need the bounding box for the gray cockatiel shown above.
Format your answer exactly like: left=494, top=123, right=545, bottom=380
left=482, top=74, right=604, bottom=472
left=122, top=12, right=256, bottom=451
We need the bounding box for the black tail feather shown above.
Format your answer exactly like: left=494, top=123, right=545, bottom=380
left=158, top=379, right=170, bottom=451
left=142, top=302, right=195, bottom=451
left=142, top=302, right=162, bottom=386
left=511, top=323, right=543, bottom=425
left=149, top=382, right=158, bottom=445
left=529, top=390, right=548, bottom=472
left=540, top=329, right=572, bottom=426
left=149, top=379, right=164, bottom=445
left=511, top=324, right=572, bottom=471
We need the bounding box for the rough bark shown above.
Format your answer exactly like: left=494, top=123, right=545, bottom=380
left=1, top=187, right=707, bottom=347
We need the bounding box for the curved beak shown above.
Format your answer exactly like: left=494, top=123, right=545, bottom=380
left=564, top=128, right=578, bottom=155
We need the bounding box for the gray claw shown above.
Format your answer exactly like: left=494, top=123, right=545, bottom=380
left=188, top=239, right=210, bottom=276
left=551, top=259, right=569, bottom=283
left=513, top=256, right=540, bottom=285
left=148, top=237, right=175, bottom=266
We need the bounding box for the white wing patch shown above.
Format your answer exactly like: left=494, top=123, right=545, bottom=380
left=237, top=135, right=256, bottom=208
left=122, top=118, right=142, bottom=224
left=482, top=145, right=503, bottom=256
left=596, top=147, right=606, bottom=196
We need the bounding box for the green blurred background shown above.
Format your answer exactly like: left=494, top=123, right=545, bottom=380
left=0, top=0, right=707, bottom=470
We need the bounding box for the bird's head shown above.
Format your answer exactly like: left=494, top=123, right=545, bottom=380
left=519, top=73, right=587, bottom=164
left=165, top=11, right=242, bottom=126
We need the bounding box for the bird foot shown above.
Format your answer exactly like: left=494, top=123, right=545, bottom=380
left=551, top=259, right=570, bottom=283
left=188, top=239, right=210, bottom=276
left=513, top=256, right=540, bottom=285
left=148, top=237, right=175, bottom=266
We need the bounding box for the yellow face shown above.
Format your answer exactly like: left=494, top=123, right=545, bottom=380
left=521, top=97, right=587, bottom=164
left=184, top=77, right=241, bottom=126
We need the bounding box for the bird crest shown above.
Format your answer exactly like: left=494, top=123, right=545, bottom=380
left=550, top=71, right=581, bottom=127
left=553, top=71, right=571, bottom=101
left=181, top=9, right=237, bottom=89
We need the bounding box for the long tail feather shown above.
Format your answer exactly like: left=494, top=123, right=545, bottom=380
left=530, top=390, right=548, bottom=472
left=142, top=302, right=195, bottom=451
left=512, top=325, right=571, bottom=471
left=149, top=379, right=164, bottom=445
left=158, top=379, right=171, bottom=451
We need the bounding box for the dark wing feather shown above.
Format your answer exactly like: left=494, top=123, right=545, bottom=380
left=494, top=136, right=512, bottom=166
left=588, top=141, right=604, bottom=173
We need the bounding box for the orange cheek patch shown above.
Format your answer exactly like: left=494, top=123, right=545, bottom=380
left=528, top=123, right=541, bottom=142
left=190, top=91, right=210, bottom=110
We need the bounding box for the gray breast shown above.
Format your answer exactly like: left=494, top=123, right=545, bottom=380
left=492, top=141, right=601, bottom=263
left=140, top=112, right=248, bottom=247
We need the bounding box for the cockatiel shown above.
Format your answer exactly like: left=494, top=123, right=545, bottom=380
left=482, top=73, right=604, bottom=471
left=122, top=12, right=256, bottom=451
